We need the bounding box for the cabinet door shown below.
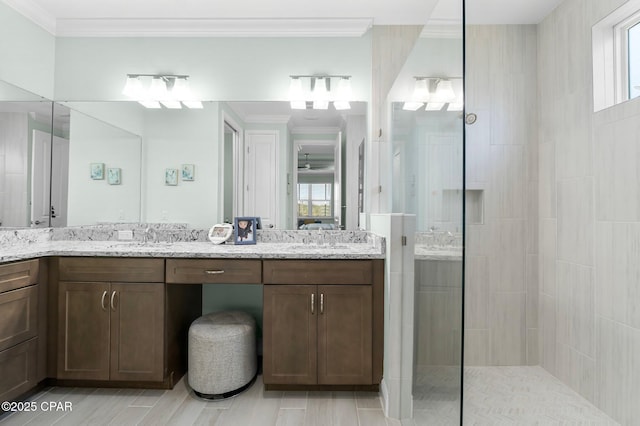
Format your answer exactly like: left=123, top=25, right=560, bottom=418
left=57, top=281, right=110, bottom=380
left=317, top=285, right=372, bottom=385
left=110, top=283, right=164, bottom=382
left=263, top=285, right=316, bottom=385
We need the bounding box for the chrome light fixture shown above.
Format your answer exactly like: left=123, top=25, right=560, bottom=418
left=122, top=74, right=203, bottom=109
left=404, top=77, right=463, bottom=112
left=288, top=75, right=353, bottom=110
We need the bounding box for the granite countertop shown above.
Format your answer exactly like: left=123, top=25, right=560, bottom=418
left=414, top=244, right=462, bottom=261
left=0, top=227, right=385, bottom=263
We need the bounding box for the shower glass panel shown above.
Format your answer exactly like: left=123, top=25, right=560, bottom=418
left=389, top=2, right=464, bottom=423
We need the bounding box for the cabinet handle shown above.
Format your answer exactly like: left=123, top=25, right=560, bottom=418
left=110, top=291, right=117, bottom=311
left=205, top=270, right=225, bottom=275
left=101, top=291, right=108, bottom=311
left=320, top=293, right=324, bottom=314
left=311, top=293, right=315, bottom=315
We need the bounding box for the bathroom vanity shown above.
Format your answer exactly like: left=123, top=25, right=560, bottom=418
left=0, top=230, right=385, bottom=402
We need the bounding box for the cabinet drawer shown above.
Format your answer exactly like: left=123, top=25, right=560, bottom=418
left=0, top=338, right=37, bottom=402
left=58, top=258, right=164, bottom=283
left=0, top=260, right=39, bottom=294
left=0, top=285, right=38, bottom=352
left=263, top=260, right=372, bottom=285
left=166, top=259, right=262, bottom=284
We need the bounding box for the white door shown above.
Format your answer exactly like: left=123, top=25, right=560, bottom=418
left=51, top=135, right=69, bottom=227
left=244, top=130, right=279, bottom=228
left=31, top=130, right=51, bottom=227
left=333, top=132, right=342, bottom=229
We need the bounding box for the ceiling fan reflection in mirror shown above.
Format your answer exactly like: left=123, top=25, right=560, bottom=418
left=298, top=153, right=334, bottom=172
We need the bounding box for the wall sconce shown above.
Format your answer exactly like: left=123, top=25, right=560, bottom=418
left=403, top=77, right=463, bottom=112
left=122, top=74, right=203, bottom=109
left=288, top=75, right=352, bottom=110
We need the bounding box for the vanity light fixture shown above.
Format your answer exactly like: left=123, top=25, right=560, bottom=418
left=288, top=75, right=352, bottom=110
left=122, top=74, right=203, bottom=109
left=403, top=77, right=463, bottom=112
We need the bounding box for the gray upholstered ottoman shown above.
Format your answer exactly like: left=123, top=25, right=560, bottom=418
left=188, top=311, right=257, bottom=399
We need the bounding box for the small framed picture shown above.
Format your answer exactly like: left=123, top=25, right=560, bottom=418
left=90, top=163, right=104, bottom=180
left=181, top=164, right=195, bottom=181
left=234, top=217, right=257, bottom=245
left=107, top=168, right=121, bottom=185
left=165, top=168, right=178, bottom=186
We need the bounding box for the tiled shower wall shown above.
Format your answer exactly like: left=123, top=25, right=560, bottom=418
left=464, top=25, right=539, bottom=366
left=538, top=0, right=640, bottom=422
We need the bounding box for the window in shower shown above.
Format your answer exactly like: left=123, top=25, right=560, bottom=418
left=614, top=8, right=640, bottom=101
left=592, top=3, right=640, bottom=110
left=628, top=19, right=640, bottom=99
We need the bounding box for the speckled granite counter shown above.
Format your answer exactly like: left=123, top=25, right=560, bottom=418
left=0, top=226, right=385, bottom=263
left=414, top=232, right=462, bottom=261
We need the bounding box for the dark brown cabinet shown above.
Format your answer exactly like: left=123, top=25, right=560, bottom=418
left=56, top=258, right=165, bottom=383
left=0, top=259, right=41, bottom=402
left=262, top=259, right=383, bottom=388
left=57, top=281, right=164, bottom=382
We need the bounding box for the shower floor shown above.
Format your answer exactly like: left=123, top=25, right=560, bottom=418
left=413, top=366, right=619, bottom=425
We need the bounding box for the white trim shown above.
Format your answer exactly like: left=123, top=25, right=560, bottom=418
left=53, top=18, right=373, bottom=38
left=2, top=0, right=57, bottom=34
left=242, top=114, right=291, bottom=124
left=380, top=378, right=390, bottom=417
left=592, top=0, right=640, bottom=111
left=290, top=126, right=341, bottom=135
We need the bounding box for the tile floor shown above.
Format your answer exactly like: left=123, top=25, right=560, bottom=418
left=1, top=367, right=619, bottom=425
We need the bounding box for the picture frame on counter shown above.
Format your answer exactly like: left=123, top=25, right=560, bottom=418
left=234, top=217, right=257, bottom=245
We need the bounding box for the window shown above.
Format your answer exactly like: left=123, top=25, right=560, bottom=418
left=592, top=2, right=640, bottom=110
left=298, top=183, right=332, bottom=217
left=629, top=20, right=640, bottom=99
left=615, top=9, right=640, bottom=101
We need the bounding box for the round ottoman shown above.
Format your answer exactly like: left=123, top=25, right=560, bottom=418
left=188, top=311, right=257, bottom=399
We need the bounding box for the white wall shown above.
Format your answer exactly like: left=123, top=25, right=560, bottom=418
left=143, top=103, right=220, bottom=228
left=0, top=3, right=55, bottom=99
left=538, top=0, right=640, bottom=422
left=53, top=36, right=372, bottom=102
left=67, top=110, right=142, bottom=225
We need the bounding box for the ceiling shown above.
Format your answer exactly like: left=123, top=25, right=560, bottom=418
left=3, top=0, right=565, bottom=36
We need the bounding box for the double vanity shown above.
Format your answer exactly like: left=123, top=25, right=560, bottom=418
left=0, top=226, right=385, bottom=403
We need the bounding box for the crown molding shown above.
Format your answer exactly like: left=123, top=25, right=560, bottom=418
left=2, top=0, right=57, bottom=34
left=290, top=126, right=342, bottom=135
left=54, top=18, right=373, bottom=37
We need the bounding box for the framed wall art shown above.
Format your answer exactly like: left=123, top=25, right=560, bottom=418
left=165, top=168, right=178, bottom=186
left=90, top=163, right=104, bottom=180
left=107, top=168, right=121, bottom=185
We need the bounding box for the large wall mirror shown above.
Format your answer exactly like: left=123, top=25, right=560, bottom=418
left=0, top=80, right=55, bottom=228
left=19, top=98, right=367, bottom=229
left=2, top=85, right=367, bottom=230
